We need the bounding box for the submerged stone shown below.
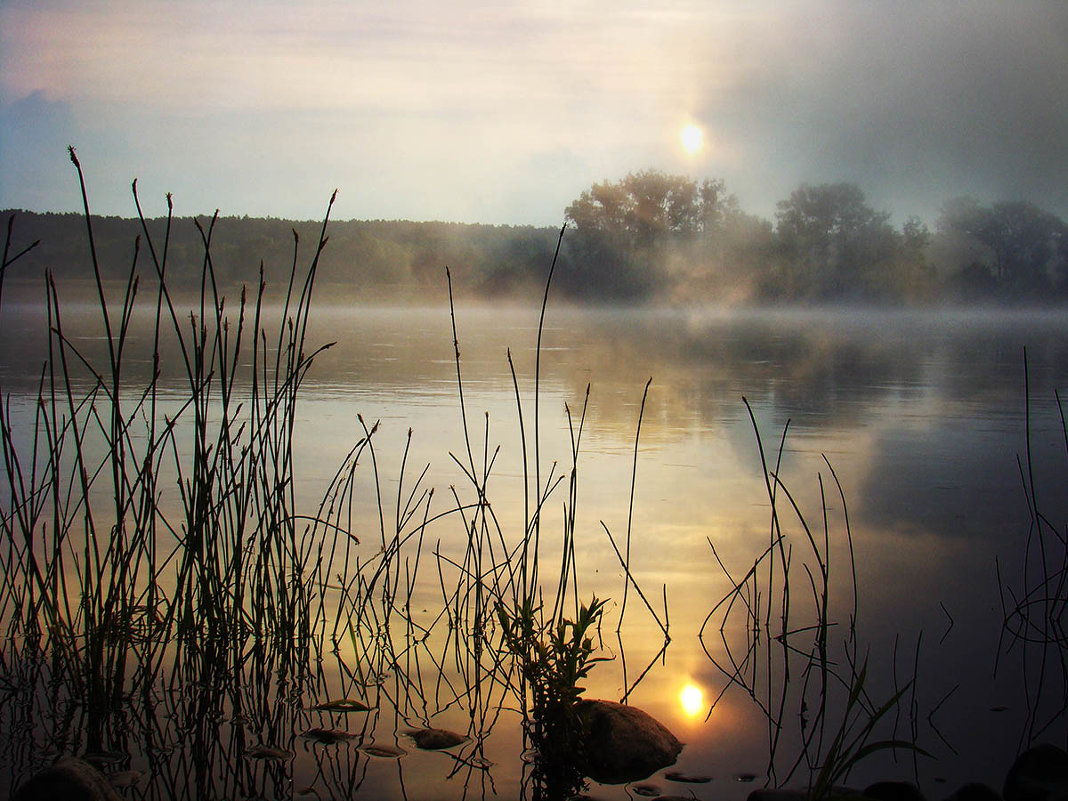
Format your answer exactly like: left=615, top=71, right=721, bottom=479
left=574, top=699, right=682, bottom=785
left=664, top=770, right=712, bottom=783
left=408, top=727, right=467, bottom=750
left=1004, top=744, right=1068, bottom=801
left=14, top=757, right=122, bottom=801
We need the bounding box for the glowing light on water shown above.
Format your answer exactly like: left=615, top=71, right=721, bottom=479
left=679, top=682, right=704, bottom=718
left=680, top=124, right=704, bottom=155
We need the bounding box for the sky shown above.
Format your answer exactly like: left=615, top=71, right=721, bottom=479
left=1, top=0, right=1066, bottom=226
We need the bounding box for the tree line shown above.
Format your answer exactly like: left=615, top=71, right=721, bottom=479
left=3, top=171, right=1066, bottom=304
left=0, top=212, right=559, bottom=302
left=561, top=171, right=1068, bottom=303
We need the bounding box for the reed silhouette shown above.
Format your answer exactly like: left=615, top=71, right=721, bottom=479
left=0, top=153, right=668, bottom=800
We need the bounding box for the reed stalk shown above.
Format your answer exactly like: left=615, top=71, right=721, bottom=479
left=700, top=399, right=924, bottom=794
left=0, top=155, right=362, bottom=796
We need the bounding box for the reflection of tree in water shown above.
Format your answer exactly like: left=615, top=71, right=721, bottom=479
left=534, top=309, right=1068, bottom=443
left=539, top=310, right=928, bottom=437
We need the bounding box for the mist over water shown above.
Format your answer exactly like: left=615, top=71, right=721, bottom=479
left=271, top=303, right=1068, bottom=788
left=1, top=300, right=1065, bottom=798
left=3, top=0, right=1066, bottom=794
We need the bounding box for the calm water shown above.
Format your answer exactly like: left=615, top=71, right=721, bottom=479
left=1, top=301, right=1066, bottom=799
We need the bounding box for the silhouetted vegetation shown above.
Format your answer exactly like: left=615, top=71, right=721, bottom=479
left=935, top=198, right=1068, bottom=300
left=4, top=171, right=1067, bottom=307
left=4, top=151, right=1068, bottom=800
left=0, top=157, right=674, bottom=800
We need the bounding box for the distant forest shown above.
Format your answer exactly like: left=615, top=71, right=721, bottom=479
left=4, top=170, right=1067, bottom=305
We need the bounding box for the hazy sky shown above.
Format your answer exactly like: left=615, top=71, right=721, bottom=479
left=2, top=0, right=1066, bottom=225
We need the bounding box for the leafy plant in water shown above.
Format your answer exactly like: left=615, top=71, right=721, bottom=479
left=498, top=596, right=609, bottom=710
left=497, top=594, right=610, bottom=798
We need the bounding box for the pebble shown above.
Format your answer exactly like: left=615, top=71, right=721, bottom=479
left=360, top=744, right=408, bottom=759
left=407, top=727, right=466, bottom=750
left=665, top=770, right=713, bottom=783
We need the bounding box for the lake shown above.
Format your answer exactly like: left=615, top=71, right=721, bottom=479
left=1, top=299, right=1066, bottom=800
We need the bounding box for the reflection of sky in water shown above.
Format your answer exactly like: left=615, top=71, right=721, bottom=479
left=2, top=303, right=1066, bottom=796
left=293, top=305, right=1067, bottom=792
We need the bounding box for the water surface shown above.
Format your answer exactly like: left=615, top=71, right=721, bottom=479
left=1, top=302, right=1066, bottom=799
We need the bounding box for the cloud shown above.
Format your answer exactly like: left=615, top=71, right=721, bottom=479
left=1, top=0, right=1066, bottom=223
left=694, top=2, right=1068, bottom=220
left=0, top=92, right=84, bottom=211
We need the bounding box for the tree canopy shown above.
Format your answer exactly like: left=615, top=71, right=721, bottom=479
left=565, top=171, right=733, bottom=241
left=561, top=171, right=741, bottom=300
left=936, top=198, right=1068, bottom=297
left=561, top=173, right=939, bottom=303
left=773, top=182, right=901, bottom=299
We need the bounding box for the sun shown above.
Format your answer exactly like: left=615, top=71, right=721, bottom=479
left=680, top=124, right=704, bottom=155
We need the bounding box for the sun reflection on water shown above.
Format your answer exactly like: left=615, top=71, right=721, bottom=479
left=679, top=682, right=705, bottom=719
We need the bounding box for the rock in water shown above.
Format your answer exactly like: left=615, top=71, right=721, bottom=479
left=245, top=744, right=293, bottom=761
left=1004, top=744, right=1068, bottom=801
left=14, top=757, right=122, bottom=801
left=408, top=728, right=466, bottom=750
left=574, top=699, right=682, bottom=784
left=311, top=699, right=371, bottom=713
left=360, top=744, right=407, bottom=759
left=631, top=782, right=660, bottom=796
left=664, top=770, right=713, bottom=783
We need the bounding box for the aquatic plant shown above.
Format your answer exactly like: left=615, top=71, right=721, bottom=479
left=806, top=662, right=923, bottom=801
left=0, top=150, right=363, bottom=797
left=497, top=596, right=609, bottom=798
left=997, top=353, right=1068, bottom=748
left=701, top=399, right=926, bottom=795
left=0, top=152, right=667, bottom=800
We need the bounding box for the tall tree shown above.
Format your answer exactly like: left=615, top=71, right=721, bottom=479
left=936, top=198, right=1068, bottom=297
left=774, top=183, right=897, bottom=299
left=562, top=170, right=736, bottom=299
